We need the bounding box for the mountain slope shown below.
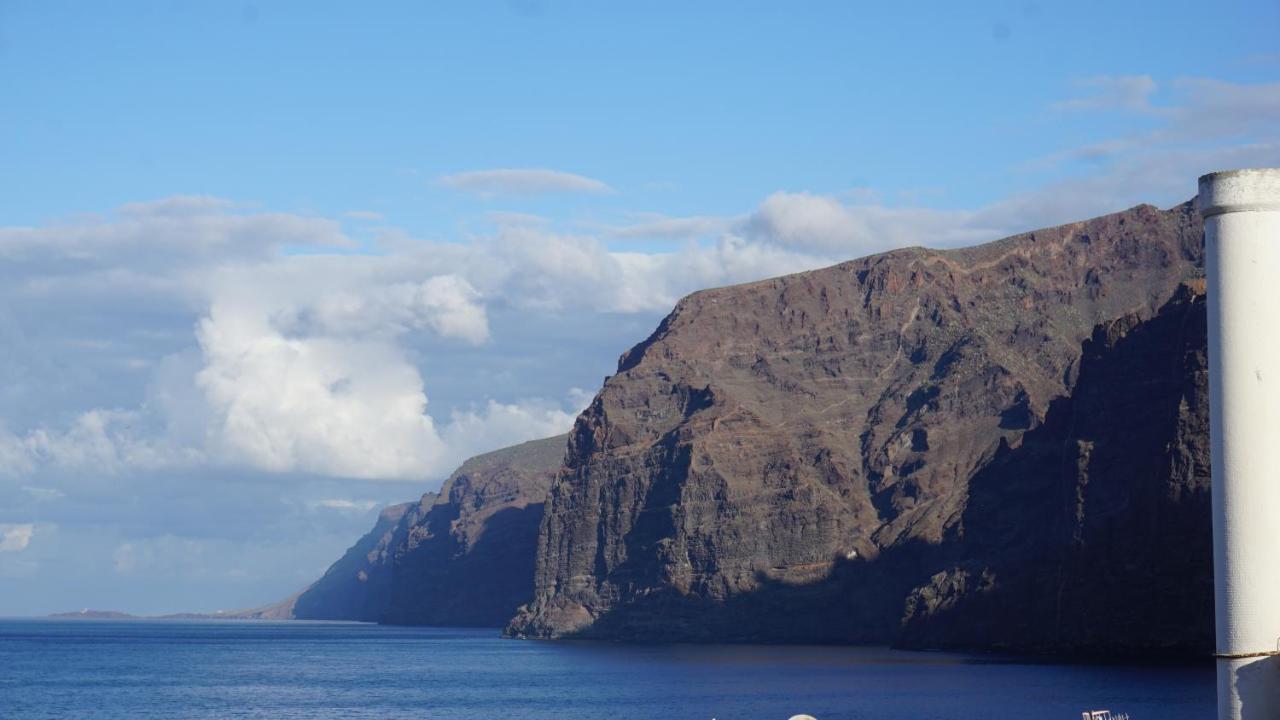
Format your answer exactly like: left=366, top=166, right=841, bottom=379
left=276, top=434, right=567, bottom=625
left=381, top=434, right=567, bottom=626
left=290, top=501, right=418, bottom=621
left=506, top=202, right=1211, bottom=655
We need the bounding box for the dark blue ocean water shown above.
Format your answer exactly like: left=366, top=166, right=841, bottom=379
left=0, top=619, right=1212, bottom=719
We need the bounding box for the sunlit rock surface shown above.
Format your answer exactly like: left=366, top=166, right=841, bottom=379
left=507, top=202, right=1212, bottom=656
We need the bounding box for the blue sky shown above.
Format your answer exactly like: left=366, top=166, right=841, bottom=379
left=0, top=1, right=1278, bottom=615
left=6, top=1, right=1278, bottom=231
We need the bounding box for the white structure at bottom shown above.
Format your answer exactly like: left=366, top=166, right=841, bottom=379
left=1201, top=168, right=1280, bottom=720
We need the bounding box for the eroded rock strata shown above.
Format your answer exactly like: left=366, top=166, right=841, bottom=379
left=289, top=434, right=566, bottom=626
left=381, top=434, right=567, bottom=626
left=506, top=202, right=1213, bottom=656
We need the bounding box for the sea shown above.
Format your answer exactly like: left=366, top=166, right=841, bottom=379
left=0, top=619, right=1213, bottom=719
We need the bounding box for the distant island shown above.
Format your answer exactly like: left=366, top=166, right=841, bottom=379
left=48, top=608, right=295, bottom=621
left=48, top=610, right=136, bottom=619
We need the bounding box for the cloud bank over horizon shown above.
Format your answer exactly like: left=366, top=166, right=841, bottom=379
left=2, top=72, right=1277, bottom=616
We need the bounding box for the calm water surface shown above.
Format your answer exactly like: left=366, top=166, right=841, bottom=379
left=0, top=619, right=1212, bottom=719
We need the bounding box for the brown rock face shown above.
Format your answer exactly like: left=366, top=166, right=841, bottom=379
left=897, top=283, right=1212, bottom=655
left=284, top=434, right=566, bottom=626
left=291, top=501, right=418, bottom=621
left=507, top=202, right=1212, bottom=655
left=380, top=434, right=567, bottom=626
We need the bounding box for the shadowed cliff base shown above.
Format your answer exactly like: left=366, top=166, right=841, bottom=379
left=506, top=540, right=934, bottom=646
left=381, top=503, right=546, bottom=627
left=898, top=284, right=1212, bottom=657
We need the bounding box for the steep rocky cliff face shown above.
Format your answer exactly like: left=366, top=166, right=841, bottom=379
left=380, top=434, right=567, bottom=626
left=283, top=434, right=566, bottom=625
left=896, top=284, right=1212, bottom=655
left=507, top=202, right=1212, bottom=655
left=290, top=501, right=418, bottom=621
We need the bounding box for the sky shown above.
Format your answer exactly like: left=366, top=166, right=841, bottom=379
left=1, top=0, right=1278, bottom=616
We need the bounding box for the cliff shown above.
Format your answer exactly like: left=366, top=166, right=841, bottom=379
left=506, top=202, right=1213, bottom=656
left=289, top=501, right=418, bottom=621
left=380, top=434, right=567, bottom=626
left=896, top=283, right=1212, bottom=655
left=281, top=434, right=567, bottom=626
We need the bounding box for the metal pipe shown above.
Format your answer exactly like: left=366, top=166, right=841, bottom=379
left=1201, top=168, right=1280, bottom=719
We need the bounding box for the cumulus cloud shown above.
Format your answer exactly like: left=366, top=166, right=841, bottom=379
left=195, top=322, right=449, bottom=479
left=186, top=260, right=524, bottom=479
left=297, top=276, right=491, bottom=343
left=0, top=200, right=590, bottom=484
left=0, top=524, right=34, bottom=552
left=438, top=168, right=613, bottom=196
left=0, top=410, right=188, bottom=478
left=0, top=196, right=841, bottom=485
left=442, top=397, right=584, bottom=462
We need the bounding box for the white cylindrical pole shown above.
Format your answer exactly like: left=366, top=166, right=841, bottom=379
left=1201, top=168, right=1280, bottom=719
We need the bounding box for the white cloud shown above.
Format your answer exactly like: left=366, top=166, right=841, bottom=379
left=309, top=498, right=379, bottom=513
left=487, top=210, right=550, bottom=227
left=456, top=223, right=829, bottom=315
left=0, top=410, right=189, bottom=478
left=296, top=275, right=491, bottom=344
left=0, top=524, right=34, bottom=552
left=1052, top=75, right=1158, bottom=113
left=740, top=191, right=986, bottom=255
left=0, top=195, right=352, bottom=270
left=186, top=264, right=513, bottom=479
left=438, top=168, right=613, bottom=196
left=342, top=210, right=385, bottom=221
left=442, top=397, right=583, bottom=462
left=113, top=542, right=138, bottom=573
left=1019, top=77, right=1280, bottom=227
left=22, top=486, right=66, bottom=501
left=0, top=206, right=615, bottom=484
left=195, top=324, right=448, bottom=480
left=1167, top=78, right=1280, bottom=141
left=118, top=195, right=236, bottom=216
left=607, top=214, right=734, bottom=241
left=1039, top=78, right=1280, bottom=167
left=0, top=188, right=1023, bottom=488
